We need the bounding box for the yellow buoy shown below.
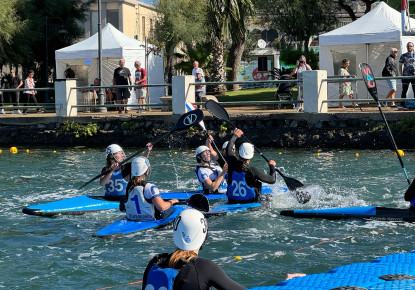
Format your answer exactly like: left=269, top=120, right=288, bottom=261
left=10, top=147, right=18, bottom=153
left=235, top=256, right=242, bottom=260
left=0, top=149, right=2, bottom=153
left=83, top=151, right=86, bottom=154
left=394, top=150, right=404, bottom=156
left=53, top=150, right=57, bottom=153
left=278, top=152, right=282, bottom=155
left=174, top=152, right=177, bottom=155
left=355, top=153, right=359, bottom=157
left=317, top=152, right=320, bottom=156
left=26, top=149, right=29, bottom=153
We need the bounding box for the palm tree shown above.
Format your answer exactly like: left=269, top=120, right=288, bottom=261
left=207, top=0, right=227, bottom=94
left=207, top=0, right=254, bottom=93
left=226, top=0, right=254, bottom=91
left=174, top=43, right=213, bottom=77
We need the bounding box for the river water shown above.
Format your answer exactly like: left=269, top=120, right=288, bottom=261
left=1, top=147, right=415, bottom=289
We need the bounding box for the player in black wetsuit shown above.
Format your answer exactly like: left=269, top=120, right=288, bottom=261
left=226, top=128, right=276, bottom=204
left=142, top=209, right=245, bottom=290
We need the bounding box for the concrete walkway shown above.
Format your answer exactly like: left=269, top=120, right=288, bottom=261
left=0, top=105, right=414, bottom=125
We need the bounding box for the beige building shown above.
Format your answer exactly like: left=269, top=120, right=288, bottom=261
left=84, top=0, right=158, bottom=41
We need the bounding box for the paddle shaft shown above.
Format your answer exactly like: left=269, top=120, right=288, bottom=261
left=185, top=101, right=225, bottom=163
left=360, top=63, right=410, bottom=185
left=203, top=130, right=226, bottom=164
left=375, top=101, right=410, bottom=185
left=79, top=130, right=173, bottom=190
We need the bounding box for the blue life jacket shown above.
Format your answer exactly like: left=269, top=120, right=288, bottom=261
left=145, top=265, right=178, bottom=290
left=104, top=170, right=128, bottom=196
left=227, top=171, right=256, bottom=201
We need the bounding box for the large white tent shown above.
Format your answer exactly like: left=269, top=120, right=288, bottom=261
left=319, top=1, right=415, bottom=106
left=55, top=23, right=164, bottom=107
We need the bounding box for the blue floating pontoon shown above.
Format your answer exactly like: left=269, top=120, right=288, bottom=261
left=248, top=251, right=415, bottom=290
left=280, top=206, right=415, bottom=222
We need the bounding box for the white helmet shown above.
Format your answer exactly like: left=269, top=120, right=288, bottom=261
left=222, top=141, right=235, bottom=150
left=106, top=144, right=123, bottom=158
left=195, top=145, right=209, bottom=157
left=131, top=156, right=150, bottom=177
left=173, top=209, right=208, bottom=251
left=239, top=143, right=254, bottom=160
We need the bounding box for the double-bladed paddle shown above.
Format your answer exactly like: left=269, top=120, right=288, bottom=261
left=359, top=63, right=413, bottom=200
left=186, top=101, right=226, bottom=164
left=204, top=100, right=310, bottom=204
left=79, top=109, right=204, bottom=190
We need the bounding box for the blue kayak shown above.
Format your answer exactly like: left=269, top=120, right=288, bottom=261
left=22, top=196, right=121, bottom=217
left=22, top=185, right=283, bottom=217
left=94, top=206, right=188, bottom=238
left=280, top=206, right=415, bottom=222
left=159, top=184, right=279, bottom=201
left=95, top=202, right=266, bottom=238
left=206, top=203, right=262, bottom=217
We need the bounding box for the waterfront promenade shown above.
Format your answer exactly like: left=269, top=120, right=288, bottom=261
left=0, top=104, right=413, bottom=123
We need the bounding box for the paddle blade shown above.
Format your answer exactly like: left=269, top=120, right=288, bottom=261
left=173, top=109, right=204, bottom=132
left=404, top=178, right=415, bottom=201
left=359, top=63, right=379, bottom=102
left=186, top=101, right=207, bottom=131
left=187, top=194, right=210, bottom=212
left=205, top=100, right=232, bottom=124
left=292, top=190, right=311, bottom=204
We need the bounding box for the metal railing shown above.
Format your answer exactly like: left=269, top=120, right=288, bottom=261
left=2, top=74, right=414, bottom=115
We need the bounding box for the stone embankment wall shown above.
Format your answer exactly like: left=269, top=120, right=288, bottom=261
left=0, top=113, right=414, bottom=149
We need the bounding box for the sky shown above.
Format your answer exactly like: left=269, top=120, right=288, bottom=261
left=139, top=0, right=154, bottom=5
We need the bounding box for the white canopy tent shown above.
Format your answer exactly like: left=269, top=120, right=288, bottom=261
left=319, top=1, right=415, bottom=106
left=55, top=24, right=164, bottom=108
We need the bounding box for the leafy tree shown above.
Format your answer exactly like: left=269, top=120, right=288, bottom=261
left=338, top=0, right=377, bottom=21
left=174, top=44, right=213, bottom=76
left=225, top=0, right=254, bottom=91
left=253, top=0, right=337, bottom=56
left=207, top=0, right=227, bottom=94
left=12, top=0, right=90, bottom=86
left=153, top=0, right=208, bottom=92
left=0, top=0, right=24, bottom=64
left=207, top=0, right=254, bottom=93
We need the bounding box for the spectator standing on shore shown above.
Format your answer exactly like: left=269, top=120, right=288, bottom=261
left=192, top=61, right=204, bottom=78
left=382, top=48, right=399, bottom=108
left=195, top=68, right=206, bottom=106
left=399, top=42, right=415, bottom=107
left=7, top=70, right=23, bottom=114
left=289, top=55, right=311, bottom=112
left=0, top=71, right=5, bottom=114
left=338, top=58, right=356, bottom=108
left=113, top=59, right=132, bottom=114
left=64, top=64, right=75, bottom=79
left=82, top=78, right=99, bottom=112
left=23, top=70, right=43, bottom=115
left=134, top=60, right=147, bottom=113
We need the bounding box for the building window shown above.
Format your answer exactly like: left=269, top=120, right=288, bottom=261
left=142, top=16, right=146, bottom=41
left=90, top=11, right=98, bottom=35
left=107, top=10, right=119, bottom=30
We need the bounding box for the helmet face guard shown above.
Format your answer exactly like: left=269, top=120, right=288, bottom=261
left=195, top=145, right=210, bottom=163
left=106, top=144, right=125, bottom=162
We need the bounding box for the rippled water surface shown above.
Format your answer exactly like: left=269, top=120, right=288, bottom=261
left=1, top=147, right=415, bottom=289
